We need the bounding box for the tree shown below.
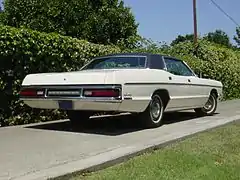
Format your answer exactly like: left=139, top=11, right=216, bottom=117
left=234, top=27, right=240, bottom=47
left=3, top=0, right=138, bottom=46
left=203, top=29, right=231, bottom=47
left=170, top=34, right=194, bottom=46
left=135, top=37, right=170, bottom=53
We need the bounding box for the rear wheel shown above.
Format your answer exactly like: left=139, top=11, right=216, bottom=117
left=194, top=93, right=217, bottom=116
left=138, top=94, right=164, bottom=128
left=67, top=110, right=93, bottom=127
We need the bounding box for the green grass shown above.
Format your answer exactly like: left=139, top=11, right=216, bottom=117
left=57, top=122, right=240, bottom=180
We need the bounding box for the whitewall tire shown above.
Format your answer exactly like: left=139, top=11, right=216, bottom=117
left=194, top=93, right=217, bottom=116
left=139, top=94, right=164, bottom=128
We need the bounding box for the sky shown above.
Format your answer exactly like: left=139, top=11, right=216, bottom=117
left=0, top=0, right=239, bottom=45
left=123, top=0, right=240, bottom=44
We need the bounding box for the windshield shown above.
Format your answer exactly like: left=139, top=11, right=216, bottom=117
left=81, top=56, right=147, bottom=70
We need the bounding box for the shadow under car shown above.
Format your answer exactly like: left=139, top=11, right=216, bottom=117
left=24, top=111, right=217, bottom=136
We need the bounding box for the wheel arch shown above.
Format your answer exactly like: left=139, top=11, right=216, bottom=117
left=151, top=89, right=170, bottom=109
left=210, top=88, right=218, bottom=98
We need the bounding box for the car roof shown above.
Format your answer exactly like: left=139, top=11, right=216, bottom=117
left=94, top=52, right=160, bottom=58
left=83, top=52, right=186, bottom=70
left=105, top=52, right=155, bottom=56
left=95, top=52, right=183, bottom=61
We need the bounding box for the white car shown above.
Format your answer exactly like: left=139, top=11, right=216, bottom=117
left=19, top=53, right=223, bottom=128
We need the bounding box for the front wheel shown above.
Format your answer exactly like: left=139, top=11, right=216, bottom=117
left=194, top=93, right=217, bottom=116
left=138, top=94, right=164, bottom=128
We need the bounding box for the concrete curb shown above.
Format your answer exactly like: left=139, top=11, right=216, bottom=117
left=14, top=115, right=240, bottom=180
left=1, top=113, right=131, bottom=129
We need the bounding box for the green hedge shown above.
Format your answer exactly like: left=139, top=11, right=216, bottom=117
left=1, top=25, right=240, bottom=126
left=0, top=25, right=120, bottom=126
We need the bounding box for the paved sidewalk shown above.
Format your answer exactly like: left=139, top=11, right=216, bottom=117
left=1, top=99, right=240, bottom=180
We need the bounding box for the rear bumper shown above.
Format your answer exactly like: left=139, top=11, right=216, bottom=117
left=20, top=97, right=150, bottom=113
left=21, top=98, right=122, bottom=111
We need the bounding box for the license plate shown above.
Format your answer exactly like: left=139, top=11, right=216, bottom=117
left=58, top=100, right=73, bottom=110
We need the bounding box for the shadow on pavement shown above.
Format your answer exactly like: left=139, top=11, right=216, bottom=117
left=25, top=111, right=211, bottom=136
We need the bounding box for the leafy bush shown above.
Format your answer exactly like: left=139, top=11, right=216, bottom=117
left=0, top=25, right=240, bottom=127
left=0, top=25, right=120, bottom=126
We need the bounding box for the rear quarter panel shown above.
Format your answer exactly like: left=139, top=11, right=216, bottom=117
left=111, top=69, right=202, bottom=112
left=109, top=69, right=223, bottom=113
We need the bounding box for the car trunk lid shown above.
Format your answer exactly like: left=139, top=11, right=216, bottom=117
left=22, top=70, right=112, bottom=86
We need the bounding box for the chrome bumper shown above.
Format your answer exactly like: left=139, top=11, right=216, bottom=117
left=21, top=98, right=122, bottom=111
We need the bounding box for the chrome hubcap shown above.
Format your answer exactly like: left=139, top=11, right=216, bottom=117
left=150, top=96, right=162, bottom=121
left=203, top=95, right=215, bottom=111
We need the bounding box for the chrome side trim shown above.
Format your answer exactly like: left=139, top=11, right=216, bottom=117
left=124, top=82, right=222, bottom=88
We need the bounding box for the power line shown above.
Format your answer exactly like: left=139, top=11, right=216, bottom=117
left=209, top=0, right=240, bottom=27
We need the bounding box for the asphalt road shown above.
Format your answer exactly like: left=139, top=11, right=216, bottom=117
left=1, top=99, right=240, bottom=180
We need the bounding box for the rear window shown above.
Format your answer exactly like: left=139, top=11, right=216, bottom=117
left=82, top=56, right=146, bottom=70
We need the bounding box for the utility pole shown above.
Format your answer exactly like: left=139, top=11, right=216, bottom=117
left=193, top=0, right=201, bottom=78
left=193, top=0, right=198, bottom=46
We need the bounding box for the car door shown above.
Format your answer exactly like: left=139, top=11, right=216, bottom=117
left=180, top=60, right=211, bottom=106
left=163, top=57, right=198, bottom=109
left=187, top=73, right=211, bottom=107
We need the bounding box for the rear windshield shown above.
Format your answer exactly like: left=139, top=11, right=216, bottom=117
left=81, top=56, right=146, bottom=70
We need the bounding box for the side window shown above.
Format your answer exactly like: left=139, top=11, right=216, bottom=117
left=164, top=58, right=193, bottom=76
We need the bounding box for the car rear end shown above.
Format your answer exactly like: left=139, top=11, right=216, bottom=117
left=19, top=70, right=123, bottom=112
left=19, top=54, right=149, bottom=113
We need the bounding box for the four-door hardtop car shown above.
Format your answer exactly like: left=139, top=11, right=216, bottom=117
left=19, top=53, right=223, bottom=128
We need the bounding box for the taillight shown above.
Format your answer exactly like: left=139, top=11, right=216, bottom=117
left=19, top=88, right=45, bottom=97
left=83, top=89, right=120, bottom=97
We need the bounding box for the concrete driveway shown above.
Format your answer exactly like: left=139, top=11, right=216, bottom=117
left=1, top=99, right=240, bottom=180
